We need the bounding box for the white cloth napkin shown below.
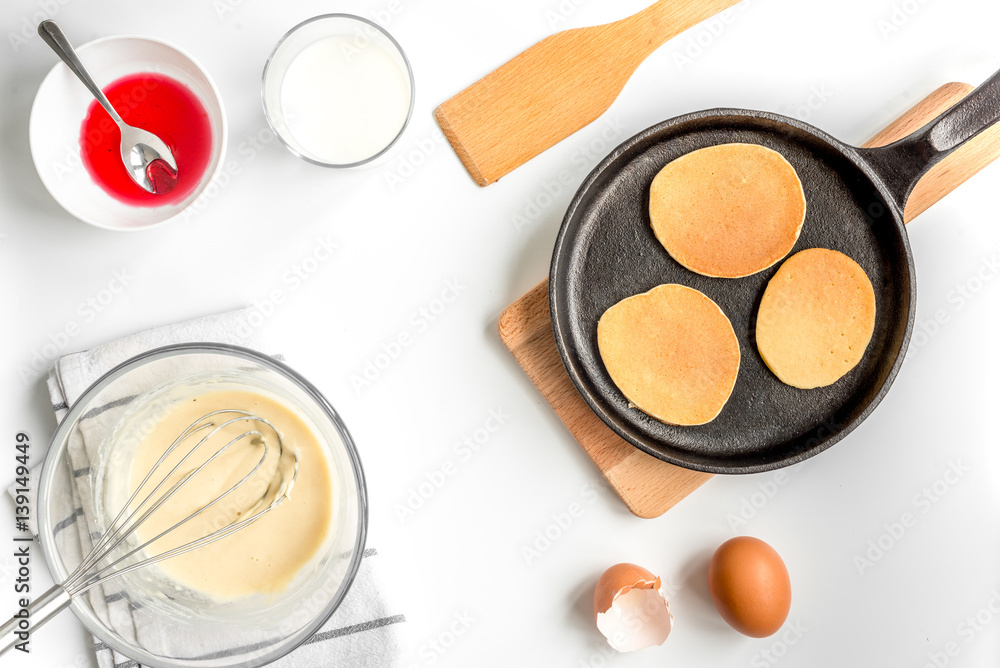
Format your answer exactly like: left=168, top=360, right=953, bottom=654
left=9, top=308, right=403, bottom=668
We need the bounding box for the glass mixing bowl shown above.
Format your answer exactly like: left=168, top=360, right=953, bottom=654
left=36, top=343, right=367, bottom=667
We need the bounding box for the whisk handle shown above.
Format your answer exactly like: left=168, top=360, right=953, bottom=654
left=0, top=585, right=71, bottom=655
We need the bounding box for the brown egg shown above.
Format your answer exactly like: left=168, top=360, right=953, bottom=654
left=708, top=537, right=791, bottom=637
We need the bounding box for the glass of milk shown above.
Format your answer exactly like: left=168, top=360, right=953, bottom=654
left=262, top=14, right=415, bottom=168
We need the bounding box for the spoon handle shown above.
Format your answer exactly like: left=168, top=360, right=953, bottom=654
left=37, top=20, right=124, bottom=125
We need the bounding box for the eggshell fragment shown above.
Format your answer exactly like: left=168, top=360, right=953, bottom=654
left=708, top=537, right=791, bottom=638
left=593, top=563, right=673, bottom=652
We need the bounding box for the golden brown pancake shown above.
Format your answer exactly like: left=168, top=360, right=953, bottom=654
left=649, top=143, right=806, bottom=278
left=597, top=284, right=740, bottom=426
left=756, top=248, right=876, bottom=389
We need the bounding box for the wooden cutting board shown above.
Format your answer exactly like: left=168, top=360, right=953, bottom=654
left=498, top=82, right=1000, bottom=518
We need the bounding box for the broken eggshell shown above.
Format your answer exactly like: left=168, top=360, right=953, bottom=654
left=593, top=563, right=673, bottom=652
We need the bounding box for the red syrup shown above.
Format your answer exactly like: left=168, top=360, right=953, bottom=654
left=79, top=73, right=212, bottom=207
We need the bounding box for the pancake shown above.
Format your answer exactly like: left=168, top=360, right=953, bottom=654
left=597, top=284, right=740, bottom=426
left=649, top=143, right=807, bottom=278
left=756, top=248, right=876, bottom=389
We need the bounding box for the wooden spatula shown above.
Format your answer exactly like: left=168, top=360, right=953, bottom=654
left=435, top=0, right=742, bottom=186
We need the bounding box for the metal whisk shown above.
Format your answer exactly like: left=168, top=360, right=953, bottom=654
left=1, top=410, right=298, bottom=655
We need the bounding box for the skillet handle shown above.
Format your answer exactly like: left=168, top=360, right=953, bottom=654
left=860, top=67, right=1000, bottom=211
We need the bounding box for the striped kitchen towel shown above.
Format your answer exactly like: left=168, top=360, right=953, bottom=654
left=9, top=308, right=405, bottom=667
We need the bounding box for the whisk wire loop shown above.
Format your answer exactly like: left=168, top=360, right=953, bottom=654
left=63, top=410, right=298, bottom=597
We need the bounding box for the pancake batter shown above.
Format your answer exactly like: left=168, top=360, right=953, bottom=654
left=122, top=387, right=334, bottom=600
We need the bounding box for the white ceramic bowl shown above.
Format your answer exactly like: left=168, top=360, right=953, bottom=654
left=30, top=36, right=227, bottom=231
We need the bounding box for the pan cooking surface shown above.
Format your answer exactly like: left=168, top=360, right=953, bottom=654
left=550, top=112, right=914, bottom=473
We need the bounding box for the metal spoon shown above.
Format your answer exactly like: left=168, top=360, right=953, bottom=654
left=38, top=20, right=178, bottom=194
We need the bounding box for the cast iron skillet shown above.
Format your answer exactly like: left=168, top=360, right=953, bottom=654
left=550, top=70, right=1000, bottom=475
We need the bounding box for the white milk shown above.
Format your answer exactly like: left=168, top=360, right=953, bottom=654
left=280, top=34, right=411, bottom=165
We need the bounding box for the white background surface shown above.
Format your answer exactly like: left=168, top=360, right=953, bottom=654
left=2, top=0, right=1000, bottom=666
